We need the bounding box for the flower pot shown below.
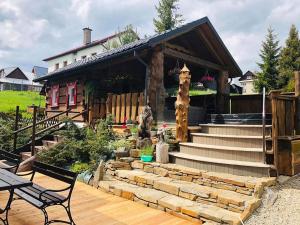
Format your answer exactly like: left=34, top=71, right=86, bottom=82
left=141, top=155, right=153, bottom=162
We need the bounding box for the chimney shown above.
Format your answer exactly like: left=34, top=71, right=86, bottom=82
left=83, top=27, right=92, bottom=45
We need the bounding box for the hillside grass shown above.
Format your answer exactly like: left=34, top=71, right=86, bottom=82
left=0, top=91, right=45, bottom=114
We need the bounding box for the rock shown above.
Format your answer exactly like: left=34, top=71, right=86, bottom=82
left=93, top=160, right=105, bottom=188
left=153, top=179, right=179, bottom=195
left=158, top=195, right=195, bottom=212
left=277, top=175, right=290, bottom=184
left=18, top=155, right=36, bottom=172
left=156, top=142, right=169, bottom=163
left=143, top=165, right=154, bottom=173
left=130, top=149, right=141, bottom=158
left=265, top=188, right=278, bottom=206
left=131, top=160, right=144, bottom=169
left=136, top=138, right=152, bottom=149
left=119, top=157, right=135, bottom=163
left=135, top=188, right=168, bottom=204
left=153, top=167, right=169, bottom=177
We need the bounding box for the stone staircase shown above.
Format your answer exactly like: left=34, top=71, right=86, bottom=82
left=20, top=135, right=63, bottom=160
left=100, top=161, right=275, bottom=225
left=169, top=124, right=274, bottom=177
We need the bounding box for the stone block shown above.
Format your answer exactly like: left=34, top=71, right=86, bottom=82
left=153, top=167, right=169, bottom=177
left=165, top=209, right=203, bottom=224
left=133, top=197, right=149, bottom=206
left=144, top=165, right=154, bottom=173
left=153, top=180, right=179, bottom=195
left=180, top=175, right=193, bottom=182
left=135, top=188, right=168, bottom=204
left=179, top=191, right=197, bottom=201
left=158, top=195, right=195, bottom=212
left=121, top=191, right=134, bottom=200
left=130, top=149, right=141, bottom=158
left=212, top=183, right=237, bottom=192
left=131, top=160, right=144, bottom=169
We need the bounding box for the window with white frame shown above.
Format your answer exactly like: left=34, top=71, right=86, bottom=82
left=66, top=82, right=77, bottom=106
left=50, top=85, right=59, bottom=107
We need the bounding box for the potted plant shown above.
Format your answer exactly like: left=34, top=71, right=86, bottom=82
left=140, top=145, right=154, bottom=162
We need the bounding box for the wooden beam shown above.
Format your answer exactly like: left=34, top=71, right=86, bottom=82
left=163, top=47, right=226, bottom=71
left=196, top=29, right=225, bottom=65
left=164, top=43, right=196, bottom=56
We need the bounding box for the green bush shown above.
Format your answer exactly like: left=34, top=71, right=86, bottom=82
left=70, top=162, right=90, bottom=173
left=110, top=139, right=132, bottom=150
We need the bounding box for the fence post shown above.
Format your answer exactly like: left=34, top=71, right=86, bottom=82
left=13, top=106, right=20, bottom=152
left=31, top=106, right=37, bottom=156
left=66, top=95, right=69, bottom=117
left=295, top=71, right=300, bottom=135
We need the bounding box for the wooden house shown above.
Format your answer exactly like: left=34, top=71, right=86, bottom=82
left=35, top=17, right=241, bottom=124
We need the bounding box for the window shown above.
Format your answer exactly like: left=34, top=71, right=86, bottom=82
left=66, top=81, right=77, bottom=106
left=55, top=63, right=59, bottom=70
left=81, top=55, right=86, bottom=59
left=91, top=52, right=97, bottom=56
left=63, top=61, right=68, bottom=67
left=50, top=85, right=59, bottom=107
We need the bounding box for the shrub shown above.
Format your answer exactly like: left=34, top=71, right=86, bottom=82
left=110, top=139, right=132, bottom=150
left=70, top=162, right=90, bottom=173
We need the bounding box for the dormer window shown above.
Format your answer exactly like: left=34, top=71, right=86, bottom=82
left=66, top=81, right=77, bottom=106
left=50, top=85, right=59, bottom=107
left=81, top=55, right=87, bottom=59
left=63, top=61, right=68, bottom=67
left=55, top=63, right=59, bottom=70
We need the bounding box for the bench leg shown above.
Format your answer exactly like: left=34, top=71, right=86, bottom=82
left=42, top=208, right=49, bottom=225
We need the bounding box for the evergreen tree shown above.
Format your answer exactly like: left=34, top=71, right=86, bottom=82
left=153, top=0, right=183, bottom=34
left=254, top=27, right=280, bottom=93
left=278, top=24, right=300, bottom=91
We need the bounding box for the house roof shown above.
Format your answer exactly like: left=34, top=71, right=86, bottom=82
left=0, top=67, right=43, bottom=86
left=43, top=32, right=124, bottom=61
left=35, top=17, right=242, bottom=82
left=32, top=66, right=48, bottom=78
left=239, top=70, right=256, bottom=81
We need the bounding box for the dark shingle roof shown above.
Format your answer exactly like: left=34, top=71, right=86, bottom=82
left=35, top=17, right=242, bottom=82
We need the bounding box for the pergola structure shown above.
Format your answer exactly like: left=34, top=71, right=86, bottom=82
left=35, top=17, right=242, bottom=124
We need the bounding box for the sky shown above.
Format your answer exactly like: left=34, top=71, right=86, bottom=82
left=0, top=0, right=300, bottom=74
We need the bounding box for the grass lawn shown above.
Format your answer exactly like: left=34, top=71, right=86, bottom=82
left=0, top=91, right=45, bottom=113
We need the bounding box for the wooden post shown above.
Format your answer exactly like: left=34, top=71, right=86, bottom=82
left=175, top=64, right=191, bottom=142
left=216, top=70, right=229, bottom=114
left=31, top=106, right=37, bottom=156
left=149, top=48, right=164, bottom=121
left=66, top=95, right=69, bottom=117
left=13, top=106, right=19, bottom=152
left=295, top=71, right=300, bottom=135
left=106, top=93, right=112, bottom=117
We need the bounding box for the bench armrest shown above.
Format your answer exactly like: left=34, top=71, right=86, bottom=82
left=38, top=186, right=72, bottom=202
left=17, top=170, right=35, bottom=181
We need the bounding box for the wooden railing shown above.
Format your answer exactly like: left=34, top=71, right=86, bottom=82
left=270, top=90, right=297, bottom=173
left=13, top=105, right=87, bottom=156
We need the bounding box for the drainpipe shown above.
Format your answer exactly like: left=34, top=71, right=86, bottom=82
left=134, top=50, right=149, bottom=106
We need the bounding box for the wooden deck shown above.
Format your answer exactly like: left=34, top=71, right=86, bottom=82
left=3, top=174, right=196, bottom=225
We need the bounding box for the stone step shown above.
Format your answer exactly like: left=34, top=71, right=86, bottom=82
left=199, top=124, right=271, bottom=136
left=99, top=178, right=242, bottom=225
left=53, top=134, right=64, bottom=142
left=191, top=133, right=268, bottom=148
left=42, top=140, right=58, bottom=148
left=179, top=143, right=263, bottom=163
left=20, top=152, right=32, bottom=161
left=34, top=146, right=47, bottom=154
left=114, top=169, right=254, bottom=211
left=169, top=152, right=271, bottom=177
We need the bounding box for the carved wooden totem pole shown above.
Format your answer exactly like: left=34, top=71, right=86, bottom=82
left=175, top=64, right=191, bottom=142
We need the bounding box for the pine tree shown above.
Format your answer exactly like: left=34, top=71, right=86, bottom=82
left=278, top=24, right=300, bottom=91
left=153, top=0, right=183, bottom=34
left=254, top=27, right=280, bottom=93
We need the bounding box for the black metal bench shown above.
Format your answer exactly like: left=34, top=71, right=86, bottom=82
left=0, top=150, right=21, bottom=174
left=14, top=161, right=77, bottom=225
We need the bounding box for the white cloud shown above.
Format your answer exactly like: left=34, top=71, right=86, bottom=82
left=0, top=0, right=300, bottom=73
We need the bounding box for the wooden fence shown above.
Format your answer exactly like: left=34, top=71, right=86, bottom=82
left=106, top=92, right=144, bottom=124
left=270, top=91, right=297, bottom=174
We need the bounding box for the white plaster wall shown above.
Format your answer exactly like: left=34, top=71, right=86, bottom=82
left=46, top=36, right=122, bottom=73
left=241, top=80, right=257, bottom=94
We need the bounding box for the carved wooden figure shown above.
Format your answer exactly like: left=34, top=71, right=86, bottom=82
left=175, top=64, right=191, bottom=142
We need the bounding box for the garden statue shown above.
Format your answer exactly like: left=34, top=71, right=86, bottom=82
left=137, top=105, right=153, bottom=149
left=156, top=128, right=169, bottom=163
left=175, top=64, right=191, bottom=142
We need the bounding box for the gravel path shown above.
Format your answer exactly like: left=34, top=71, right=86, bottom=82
left=245, top=175, right=300, bottom=225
